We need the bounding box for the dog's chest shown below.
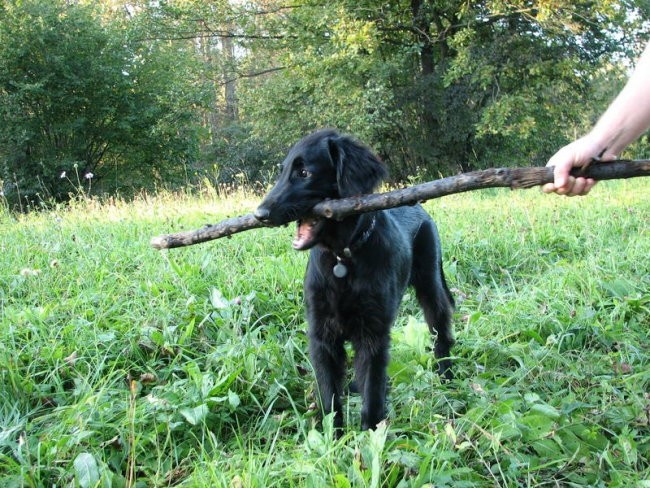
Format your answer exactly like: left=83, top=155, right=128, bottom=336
left=305, top=251, right=406, bottom=340
left=312, top=282, right=383, bottom=339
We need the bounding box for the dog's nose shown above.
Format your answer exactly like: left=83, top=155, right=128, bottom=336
left=254, top=207, right=271, bottom=222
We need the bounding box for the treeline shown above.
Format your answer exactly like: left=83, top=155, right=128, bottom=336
left=0, top=0, right=648, bottom=208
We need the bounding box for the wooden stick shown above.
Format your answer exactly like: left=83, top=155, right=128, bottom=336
left=150, top=159, right=650, bottom=249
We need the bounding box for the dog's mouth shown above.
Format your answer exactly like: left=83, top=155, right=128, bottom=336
left=292, top=217, right=324, bottom=250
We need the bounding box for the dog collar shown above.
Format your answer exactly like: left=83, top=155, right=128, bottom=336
left=332, top=215, right=377, bottom=278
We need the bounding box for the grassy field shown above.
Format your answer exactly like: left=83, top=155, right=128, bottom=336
left=1, top=180, right=649, bottom=487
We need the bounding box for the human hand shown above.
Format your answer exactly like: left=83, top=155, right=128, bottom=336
left=542, top=136, right=615, bottom=196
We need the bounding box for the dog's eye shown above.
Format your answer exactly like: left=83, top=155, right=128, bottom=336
left=297, top=168, right=312, bottom=178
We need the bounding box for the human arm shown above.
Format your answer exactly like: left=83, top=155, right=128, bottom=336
left=543, top=42, right=650, bottom=196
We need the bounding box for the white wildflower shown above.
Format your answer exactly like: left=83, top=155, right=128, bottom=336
left=20, top=268, right=42, bottom=277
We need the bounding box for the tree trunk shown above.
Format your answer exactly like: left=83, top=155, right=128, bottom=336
left=411, top=0, right=434, bottom=76
left=221, top=34, right=239, bottom=122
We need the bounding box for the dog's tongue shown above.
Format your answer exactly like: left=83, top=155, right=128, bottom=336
left=293, top=219, right=317, bottom=249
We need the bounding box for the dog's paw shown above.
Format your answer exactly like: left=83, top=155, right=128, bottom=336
left=437, top=360, right=454, bottom=383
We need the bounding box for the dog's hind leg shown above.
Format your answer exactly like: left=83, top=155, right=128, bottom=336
left=412, top=220, right=455, bottom=381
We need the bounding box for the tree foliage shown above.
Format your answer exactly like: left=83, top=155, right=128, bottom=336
left=0, top=0, right=648, bottom=206
left=239, top=0, right=649, bottom=179
left=0, top=0, right=202, bottom=206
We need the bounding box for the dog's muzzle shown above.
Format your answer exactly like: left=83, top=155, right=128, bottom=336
left=254, top=206, right=272, bottom=223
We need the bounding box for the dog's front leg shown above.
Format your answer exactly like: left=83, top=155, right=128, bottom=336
left=309, top=336, right=346, bottom=432
left=353, top=337, right=390, bottom=430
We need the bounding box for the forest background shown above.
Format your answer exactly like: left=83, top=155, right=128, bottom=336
left=1, top=0, right=649, bottom=208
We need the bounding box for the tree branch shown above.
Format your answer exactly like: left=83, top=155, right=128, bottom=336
left=150, top=160, right=650, bottom=249
left=136, top=31, right=295, bottom=42
left=215, top=66, right=288, bottom=87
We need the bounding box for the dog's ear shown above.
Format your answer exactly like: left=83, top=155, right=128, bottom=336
left=327, top=134, right=387, bottom=197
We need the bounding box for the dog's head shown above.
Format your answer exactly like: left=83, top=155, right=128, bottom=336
left=254, top=129, right=387, bottom=250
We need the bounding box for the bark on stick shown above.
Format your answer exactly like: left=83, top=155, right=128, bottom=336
left=150, top=160, right=650, bottom=249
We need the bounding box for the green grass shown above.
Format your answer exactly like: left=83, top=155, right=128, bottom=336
left=1, top=180, right=648, bottom=487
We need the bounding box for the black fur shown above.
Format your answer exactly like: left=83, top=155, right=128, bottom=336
left=255, top=129, right=455, bottom=432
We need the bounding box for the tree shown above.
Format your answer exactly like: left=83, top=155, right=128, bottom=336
left=0, top=0, right=202, bottom=207
left=4, top=0, right=644, bottom=202
left=237, top=0, right=649, bottom=180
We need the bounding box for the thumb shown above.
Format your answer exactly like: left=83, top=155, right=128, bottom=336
left=553, top=162, right=570, bottom=189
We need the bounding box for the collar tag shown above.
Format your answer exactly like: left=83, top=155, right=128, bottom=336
left=333, top=258, right=348, bottom=278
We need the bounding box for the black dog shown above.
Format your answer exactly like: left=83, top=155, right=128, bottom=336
left=255, top=129, right=454, bottom=432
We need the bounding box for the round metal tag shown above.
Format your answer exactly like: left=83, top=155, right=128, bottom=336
left=333, top=262, right=348, bottom=278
